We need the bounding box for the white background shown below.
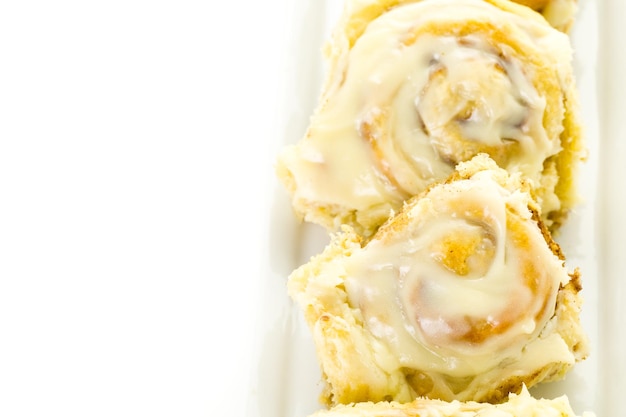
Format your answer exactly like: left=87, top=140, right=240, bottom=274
left=0, top=1, right=288, bottom=415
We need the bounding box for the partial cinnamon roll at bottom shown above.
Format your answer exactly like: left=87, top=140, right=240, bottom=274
left=287, top=154, right=588, bottom=406
left=304, top=386, right=595, bottom=417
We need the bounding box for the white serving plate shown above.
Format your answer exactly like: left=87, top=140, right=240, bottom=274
left=248, top=1, right=626, bottom=416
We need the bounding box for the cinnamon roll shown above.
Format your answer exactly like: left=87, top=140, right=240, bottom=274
left=276, top=0, right=584, bottom=237
left=304, top=386, right=595, bottom=417
left=287, top=154, right=588, bottom=405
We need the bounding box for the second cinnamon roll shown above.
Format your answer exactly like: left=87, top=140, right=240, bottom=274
left=287, top=154, right=588, bottom=405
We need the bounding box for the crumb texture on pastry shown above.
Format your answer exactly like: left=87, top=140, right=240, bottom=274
left=276, top=0, right=584, bottom=237
left=288, top=155, right=589, bottom=406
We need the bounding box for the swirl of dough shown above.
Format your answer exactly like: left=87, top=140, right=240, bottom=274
left=344, top=162, right=563, bottom=372
left=277, top=0, right=583, bottom=237
left=396, top=174, right=556, bottom=358
left=360, top=28, right=554, bottom=192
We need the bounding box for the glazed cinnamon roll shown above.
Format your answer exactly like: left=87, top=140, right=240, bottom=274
left=287, top=154, right=588, bottom=405
left=304, top=386, right=595, bottom=417
left=276, top=0, right=584, bottom=237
